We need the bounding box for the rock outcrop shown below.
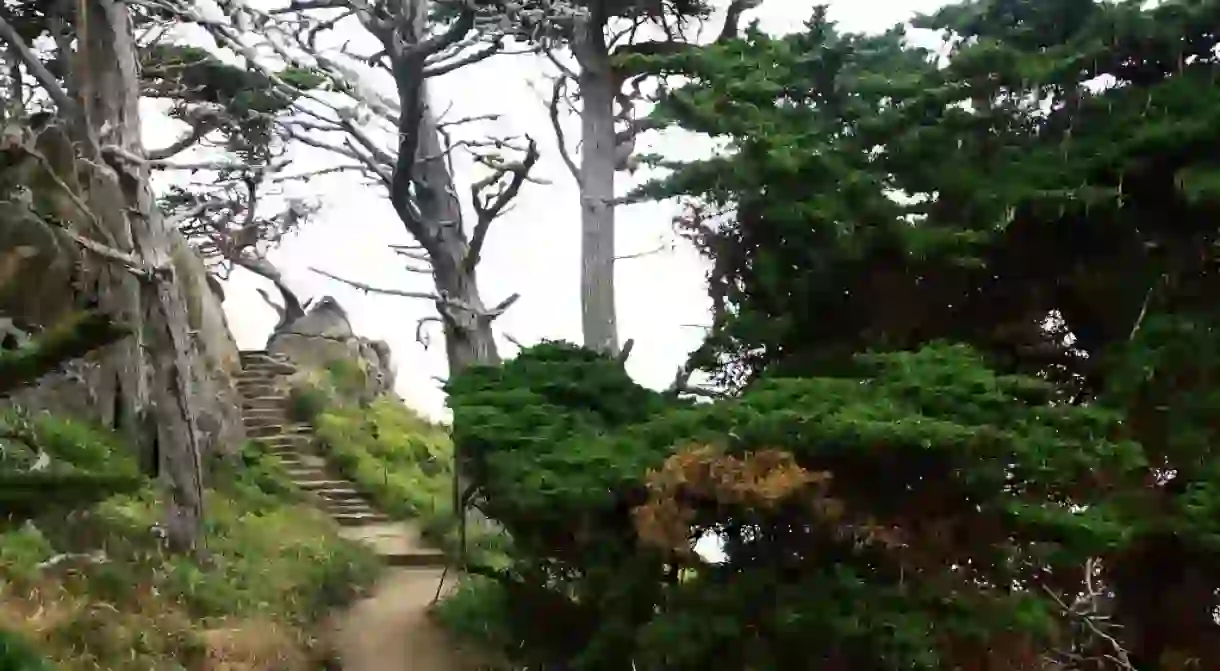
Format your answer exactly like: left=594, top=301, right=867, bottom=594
left=0, top=227, right=245, bottom=458
left=267, top=296, right=396, bottom=402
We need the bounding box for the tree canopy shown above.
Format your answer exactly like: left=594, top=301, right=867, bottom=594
left=443, top=0, right=1220, bottom=669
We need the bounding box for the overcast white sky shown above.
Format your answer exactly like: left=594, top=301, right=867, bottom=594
left=149, top=0, right=949, bottom=420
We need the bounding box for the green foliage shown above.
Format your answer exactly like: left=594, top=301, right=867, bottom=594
left=140, top=44, right=324, bottom=164
left=208, top=440, right=305, bottom=512
left=0, top=311, right=128, bottom=397
left=641, top=0, right=1220, bottom=393
left=445, top=340, right=1147, bottom=669
left=314, top=398, right=454, bottom=530
left=436, top=0, right=1220, bottom=667
left=0, top=477, right=381, bottom=669
left=0, top=629, right=50, bottom=671
left=287, top=381, right=331, bottom=424
left=434, top=13, right=1220, bottom=669
left=324, top=357, right=370, bottom=398
left=430, top=577, right=517, bottom=667
left=0, top=410, right=144, bottom=520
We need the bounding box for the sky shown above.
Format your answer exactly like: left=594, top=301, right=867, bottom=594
left=148, top=0, right=951, bottom=421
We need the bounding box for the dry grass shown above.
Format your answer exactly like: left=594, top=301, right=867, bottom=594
left=199, top=619, right=312, bottom=671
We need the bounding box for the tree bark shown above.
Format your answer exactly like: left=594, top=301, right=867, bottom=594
left=77, top=0, right=206, bottom=551
left=413, top=99, right=503, bottom=372
left=573, top=16, right=621, bottom=356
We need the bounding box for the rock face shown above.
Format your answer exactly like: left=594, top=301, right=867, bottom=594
left=0, top=228, right=245, bottom=457
left=267, top=296, right=396, bottom=401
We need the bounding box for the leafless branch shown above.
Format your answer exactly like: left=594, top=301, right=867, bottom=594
left=1041, top=558, right=1134, bottom=670
left=311, top=266, right=520, bottom=320
left=146, top=111, right=223, bottom=160
left=423, top=40, right=502, bottom=77
left=615, top=239, right=672, bottom=261
left=467, top=135, right=540, bottom=272
left=311, top=266, right=441, bottom=301
left=0, top=15, right=78, bottom=121
left=549, top=75, right=581, bottom=185
left=416, top=315, right=442, bottom=348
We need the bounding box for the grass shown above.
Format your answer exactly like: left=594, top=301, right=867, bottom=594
left=314, top=397, right=454, bottom=536
left=289, top=360, right=510, bottom=561
left=0, top=412, right=383, bottom=670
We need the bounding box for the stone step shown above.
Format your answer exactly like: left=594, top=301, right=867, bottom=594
left=238, top=365, right=296, bottom=377
left=258, top=432, right=312, bottom=444
left=284, top=468, right=328, bottom=480
left=243, top=412, right=290, bottom=425
left=246, top=424, right=308, bottom=438
left=322, top=499, right=377, bottom=511
left=236, top=377, right=282, bottom=389
left=333, top=512, right=389, bottom=526
left=240, top=373, right=287, bottom=382
left=242, top=394, right=287, bottom=404
left=297, top=479, right=355, bottom=491
left=235, top=375, right=289, bottom=387
left=248, top=428, right=313, bottom=441
left=239, top=351, right=292, bottom=365
left=262, top=445, right=312, bottom=457
left=312, top=487, right=366, bottom=501
left=262, top=446, right=312, bottom=457
left=261, top=443, right=313, bottom=455
left=383, top=551, right=448, bottom=569
left=279, top=459, right=321, bottom=469
left=237, top=384, right=282, bottom=398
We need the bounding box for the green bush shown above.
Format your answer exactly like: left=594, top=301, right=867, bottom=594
left=0, top=524, right=53, bottom=588
left=0, top=411, right=145, bottom=522
left=287, top=382, right=331, bottom=423
left=0, top=629, right=51, bottom=671
left=208, top=440, right=304, bottom=511
left=324, top=357, right=369, bottom=398
left=430, top=577, right=517, bottom=668
left=314, top=398, right=452, bottom=525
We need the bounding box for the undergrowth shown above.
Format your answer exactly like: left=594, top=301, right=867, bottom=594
left=291, top=358, right=507, bottom=561
left=0, top=411, right=382, bottom=670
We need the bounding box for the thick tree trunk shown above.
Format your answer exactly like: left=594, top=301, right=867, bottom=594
left=406, top=86, right=502, bottom=374
left=574, top=20, right=620, bottom=356
left=78, top=0, right=205, bottom=551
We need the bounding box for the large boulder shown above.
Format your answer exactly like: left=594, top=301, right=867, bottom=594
left=267, top=296, right=396, bottom=402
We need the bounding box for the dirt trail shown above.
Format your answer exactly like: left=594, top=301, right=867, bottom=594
left=333, top=566, right=484, bottom=671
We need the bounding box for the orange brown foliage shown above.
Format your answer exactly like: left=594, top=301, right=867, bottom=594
left=632, top=444, right=834, bottom=555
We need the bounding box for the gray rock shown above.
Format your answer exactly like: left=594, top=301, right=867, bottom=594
left=267, top=295, right=397, bottom=401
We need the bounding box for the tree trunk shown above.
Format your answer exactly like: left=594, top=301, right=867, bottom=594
left=412, top=91, right=502, bottom=372
left=78, top=0, right=205, bottom=551
left=574, top=18, right=620, bottom=356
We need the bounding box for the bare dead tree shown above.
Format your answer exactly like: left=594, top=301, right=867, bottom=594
left=135, top=0, right=557, bottom=375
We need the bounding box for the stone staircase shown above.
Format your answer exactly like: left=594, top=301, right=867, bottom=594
left=236, top=350, right=445, bottom=567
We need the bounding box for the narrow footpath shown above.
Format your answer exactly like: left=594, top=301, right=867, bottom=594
left=236, top=351, right=482, bottom=671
